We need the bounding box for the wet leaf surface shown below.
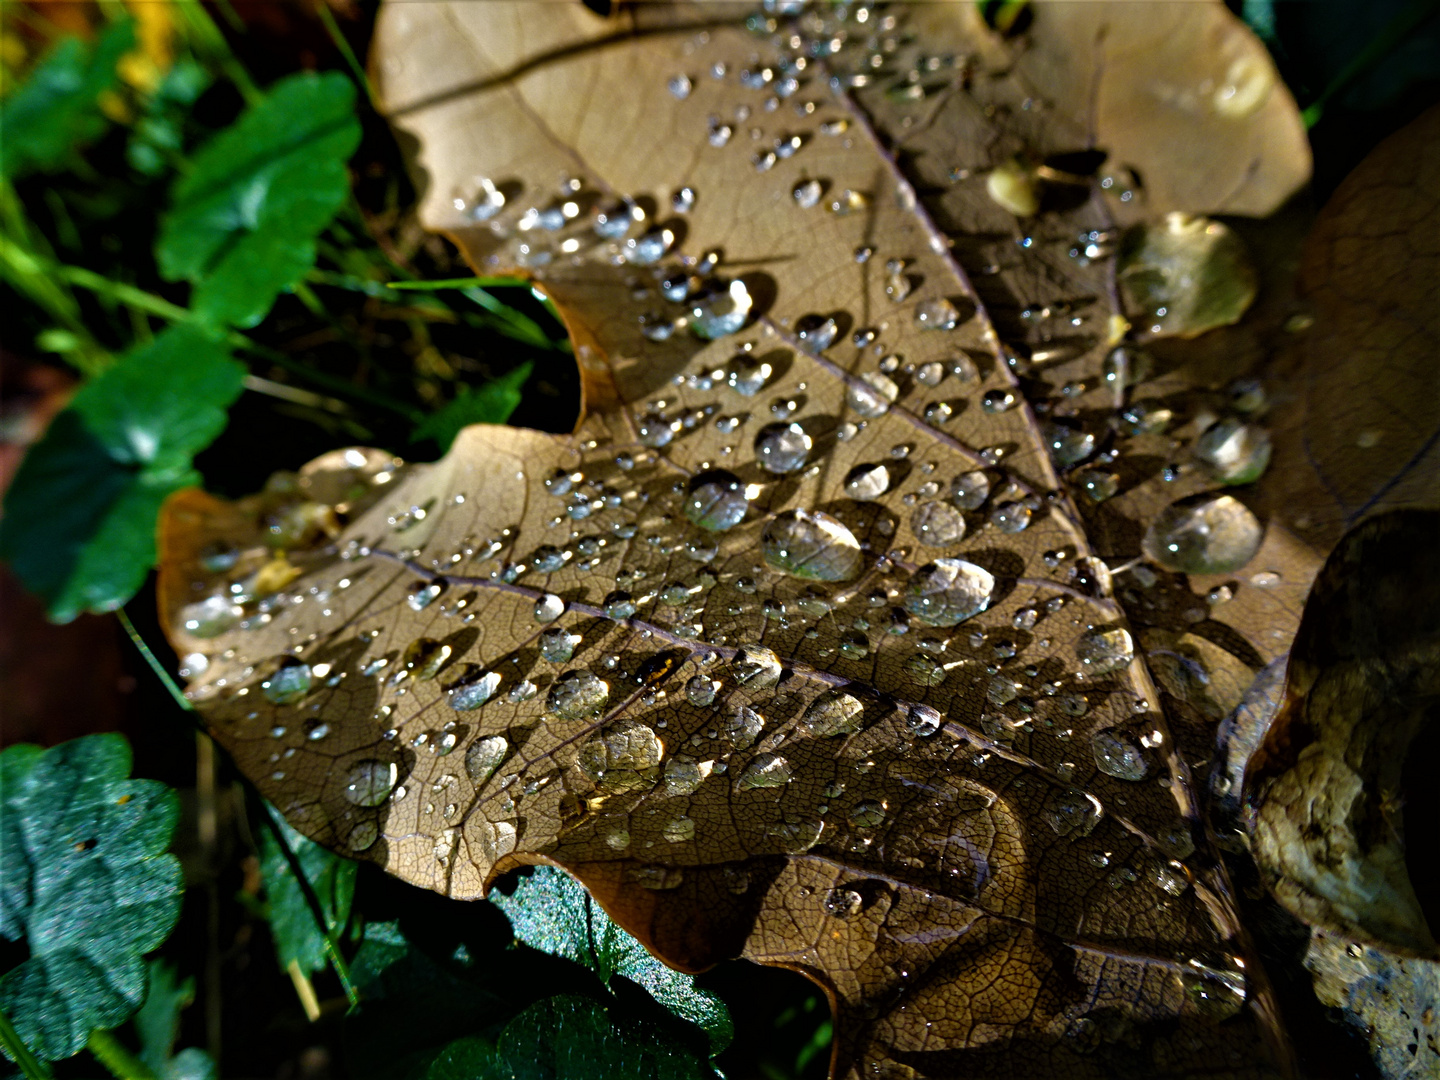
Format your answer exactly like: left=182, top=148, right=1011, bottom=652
left=0, top=734, right=183, bottom=1063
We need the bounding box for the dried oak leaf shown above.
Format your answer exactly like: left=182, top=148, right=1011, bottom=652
left=1247, top=509, right=1439, bottom=961
left=154, top=4, right=1325, bottom=1077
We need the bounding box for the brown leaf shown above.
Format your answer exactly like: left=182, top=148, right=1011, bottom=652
left=1247, top=509, right=1440, bottom=961
left=1252, top=105, right=1440, bottom=553
left=155, top=4, right=1331, bottom=1077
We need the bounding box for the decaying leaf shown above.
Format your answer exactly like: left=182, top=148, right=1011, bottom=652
left=1255, top=105, right=1440, bottom=553
left=152, top=5, right=1332, bottom=1077
left=1247, top=509, right=1439, bottom=961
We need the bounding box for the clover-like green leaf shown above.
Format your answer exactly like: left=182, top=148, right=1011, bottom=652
left=411, top=364, right=533, bottom=452
left=0, top=19, right=135, bottom=179
left=0, top=324, right=243, bottom=622
left=259, top=811, right=357, bottom=976
left=132, top=960, right=216, bottom=1080
left=156, top=71, right=361, bottom=328
left=494, top=867, right=732, bottom=1055
left=0, top=735, right=183, bottom=1064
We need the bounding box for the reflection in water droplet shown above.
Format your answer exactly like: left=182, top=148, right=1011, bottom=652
left=632, top=865, right=684, bottom=890
left=905, top=652, right=945, bottom=686
left=547, top=670, right=611, bottom=720
left=950, top=470, right=991, bottom=510
left=915, top=297, right=961, bottom=330
left=603, top=591, right=637, bottom=619
left=848, top=372, right=898, bottom=418
left=690, top=279, right=754, bottom=340
left=848, top=800, right=886, bottom=828
left=1180, top=959, right=1247, bottom=1020
left=1142, top=493, right=1262, bottom=575
left=823, top=887, right=863, bottom=917
left=990, top=501, right=1032, bottom=533
left=664, top=756, right=713, bottom=796
left=263, top=661, right=311, bottom=704
left=981, top=389, right=1016, bottom=413
left=685, top=675, right=720, bottom=706
left=800, top=690, right=865, bottom=737
left=754, top=422, right=812, bottom=473
left=407, top=581, right=445, bottom=611
left=906, top=704, right=943, bottom=736
left=731, top=647, right=782, bottom=689
left=685, top=469, right=749, bottom=531
left=727, top=355, right=773, bottom=396
left=845, top=462, right=891, bottom=501
left=347, top=821, right=378, bottom=852
left=534, top=593, right=565, bottom=623
left=1193, top=418, right=1272, bottom=485
left=903, top=559, right=994, bottom=626
left=344, top=760, right=399, bottom=807
left=1076, top=628, right=1134, bottom=674
left=1043, top=787, right=1102, bottom=838
left=910, top=501, right=966, bottom=546
left=663, top=816, right=696, bottom=843
left=736, top=752, right=792, bottom=790
left=539, top=627, right=582, bottom=663
left=464, top=735, right=509, bottom=785
left=180, top=595, right=242, bottom=638
left=793, top=179, right=822, bottom=208
left=578, top=720, right=663, bottom=793
left=1091, top=729, right=1150, bottom=781
left=725, top=704, right=765, bottom=747
left=448, top=667, right=502, bottom=710
left=762, top=510, right=863, bottom=581
left=769, top=818, right=824, bottom=853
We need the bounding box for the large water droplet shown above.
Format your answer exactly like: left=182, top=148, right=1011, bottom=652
left=727, top=355, right=773, bottom=396
left=685, top=675, right=719, bottom=706
left=725, top=704, right=765, bottom=747
left=690, top=279, right=754, bottom=340
left=754, top=422, right=812, bottom=473
left=762, top=510, right=863, bottom=581
left=1076, top=627, right=1134, bottom=674
left=1043, top=787, right=1102, bottom=838
left=906, top=704, right=943, bottom=737
left=344, top=760, right=399, bottom=807
left=848, top=372, right=898, bottom=418
left=800, top=689, right=865, bottom=737
left=664, top=756, right=713, bottom=796
left=1179, top=959, right=1247, bottom=1020
left=1193, top=418, right=1272, bottom=485
left=539, top=626, right=582, bottom=663
left=848, top=800, right=886, bottom=828
left=903, top=559, right=994, bottom=626
left=547, top=670, right=611, bottom=720
left=736, top=752, right=792, bottom=790
left=844, top=462, right=891, bottom=500
left=447, top=666, right=502, bottom=710
left=534, top=593, right=566, bottom=623
left=464, top=735, right=509, bottom=785
left=910, top=501, right=966, bottom=546
left=262, top=661, right=311, bottom=704
left=578, top=720, right=663, bottom=793
left=180, top=595, right=242, bottom=638
left=823, top=887, right=863, bottom=917
left=731, top=646, right=782, bottom=689
left=1142, top=493, right=1262, bottom=575
left=1091, top=729, right=1150, bottom=781
left=915, top=297, right=961, bottom=330
left=684, top=469, right=749, bottom=531
left=950, top=470, right=991, bottom=510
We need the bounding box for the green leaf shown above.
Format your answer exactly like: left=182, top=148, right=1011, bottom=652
left=155, top=71, right=360, bottom=328
left=0, top=20, right=136, bottom=178
left=0, top=325, right=244, bottom=622
left=411, top=364, right=533, bottom=451
left=259, top=812, right=357, bottom=976
left=0, top=735, right=183, bottom=1064
left=493, top=867, right=732, bottom=1055
left=423, top=995, right=719, bottom=1080
left=132, top=960, right=215, bottom=1080
left=127, top=58, right=213, bottom=177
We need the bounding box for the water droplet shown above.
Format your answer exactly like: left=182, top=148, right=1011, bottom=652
left=950, top=470, right=991, bottom=509
left=663, top=816, right=696, bottom=843
left=990, top=501, right=1032, bottom=533
left=726, top=355, right=773, bottom=396
left=684, top=469, right=749, bottom=531
left=793, top=179, right=823, bottom=208
left=823, top=887, right=863, bottom=917
left=903, top=559, right=994, bottom=626
left=914, top=297, right=960, bottom=330
left=539, top=626, right=582, bottom=663
left=795, top=315, right=839, bottom=351
left=668, top=74, right=692, bottom=99
left=534, top=593, right=565, bottom=623
left=1076, top=628, right=1134, bottom=674
left=547, top=670, right=611, bottom=720
left=1101, top=345, right=1154, bottom=388
left=1043, top=787, right=1102, bottom=837
left=685, top=675, right=720, bottom=706
left=848, top=372, right=898, bottom=418
left=1076, top=468, right=1119, bottom=502
left=768, top=818, right=823, bottom=853
left=762, top=510, right=863, bottom=581
left=754, top=422, right=812, bottom=473
left=910, top=501, right=966, bottom=546
left=884, top=270, right=913, bottom=303
left=1091, top=729, right=1150, bottom=781
left=848, top=799, right=886, bottom=828
left=981, top=389, right=1016, bottom=413
left=625, top=227, right=675, bottom=265
left=464, top=735, right=509, bottom=785
left=732, top=646, right=782, bottom=689
left=800, top=689, right=865, bottom=737
left=690, top=278, right=754, bottom=340
left=1142, top=493, right=1262, bottom=575
left=986, top=160, right=1040, bottom=216
left=447, top=667, right=502, bottom=710
left=262, top=661, right=311, bottom=704
left=1042, top=422, right=1096, bottom=468
left=844, top=462, right=891, bottom=501
left=603, top=591, right=637, bottom=619
left=736, top=752, right=792, bottom=790
left=1180, top=959, right=1247, bottom=1020
left=181, top=595, right=242, bottom=638
left=578, top=719, right=663, bottom=793
left=344, top=760, right=399, bottom=807
left=633, top=864, right=684, bottom=890
left=904, top=652, right=945, bottom=686
left=508, top=679, right=538, bottom=703
left=664, top=756, right=713, bottom=796
left=347, top=821, right=378, bottom=852
left=1193, top=418, right=1272, bottom=485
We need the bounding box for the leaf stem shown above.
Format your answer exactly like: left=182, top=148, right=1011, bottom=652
left=0, top=1006, right=52, bottom=1080
left=117, top=609, right=194, bottom=712
left=85, top=1030, right=158, bottom=1080
left=255, top=802, right=361, bottom=1009
left=385, top=276, right=530, bottom=290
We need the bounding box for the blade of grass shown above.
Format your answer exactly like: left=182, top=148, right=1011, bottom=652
left=386, top=275, right=531, bottom=290
left=172, top=0, right=259, bottom=105
left=0, top=1005, right=53, bottom=1080
left=1302, top=0, right=1440, bottom=127
left=311, top=0, right=377, bottom=108
left=115, top=610, right=361, bottom=1009
left=85, top=1030, right=158, bottom=1080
